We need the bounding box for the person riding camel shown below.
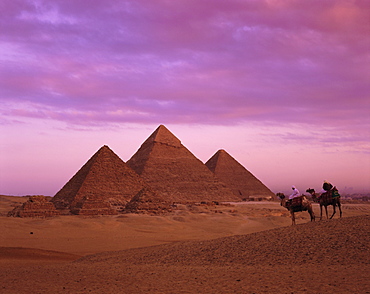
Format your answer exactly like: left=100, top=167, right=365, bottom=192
left=322, top=180, right=333, bottom=193
left=289, top=185, right=300, bottom=200
left=287, top=185, right=300, bottom=206
left=321, top=180, right=340, bottom=199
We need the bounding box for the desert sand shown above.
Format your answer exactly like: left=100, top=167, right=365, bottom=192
left=1, top=196, right=369, bottom=293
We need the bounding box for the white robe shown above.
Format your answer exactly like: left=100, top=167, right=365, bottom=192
left=289, top=188, right=300, bottom=200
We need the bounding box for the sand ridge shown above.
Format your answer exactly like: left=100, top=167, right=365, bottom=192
left=0, top=247, right=80, bottom=262
left=77, top=215, right=370, bottom=267
left=1, top=215, right=369, bottom=293
left=1, top=198, right=370, bottom=293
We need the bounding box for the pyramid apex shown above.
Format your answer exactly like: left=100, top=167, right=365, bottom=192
left=97, top=144, right=110, bottom=150
left=218, top=149, right=233, bottom=158
left=147, top=125, right=181, bottom=147
left=155, top=124, right=172, bottom=134
left=208, top=149, right=230, bottom=165
left=97, top=145, right=114, bottom=154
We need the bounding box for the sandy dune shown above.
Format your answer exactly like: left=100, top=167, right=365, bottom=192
left=1, top=197, right=369, bottom=293
left=0, top=247, right=79, bottom=262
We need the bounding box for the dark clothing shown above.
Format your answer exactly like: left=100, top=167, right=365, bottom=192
left=323, top=182, right=333, bottom=191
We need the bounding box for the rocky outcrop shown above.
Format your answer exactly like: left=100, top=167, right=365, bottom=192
left=8, top=196, right=60, bottom=217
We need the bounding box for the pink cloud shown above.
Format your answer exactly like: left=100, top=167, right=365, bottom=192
left=0, top=0, right=368, bottom=140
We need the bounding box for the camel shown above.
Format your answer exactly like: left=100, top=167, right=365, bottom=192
left=306, top=188, right=342, bottom=220
left=276, top=193, right=315, bottom=225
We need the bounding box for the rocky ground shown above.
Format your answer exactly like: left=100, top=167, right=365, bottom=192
left=0, top=196, right=369, bottom=293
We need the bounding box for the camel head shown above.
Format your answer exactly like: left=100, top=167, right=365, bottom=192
left=306, top=188, right=315, bottom=195
left=276, top=192, right=285, bottom=200
left=306, top=188, right=319, bottom=202
left=276, top=193, right=286, bottom=207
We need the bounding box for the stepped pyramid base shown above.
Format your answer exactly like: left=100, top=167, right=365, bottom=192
left=8, top=196, right=60, bottom=218
left=125, top=187, right=173, bottom=215
left=70, top=199, right=118, bottom=215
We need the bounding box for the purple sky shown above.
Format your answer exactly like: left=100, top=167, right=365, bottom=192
left=1, top=0, right=369, bottom=196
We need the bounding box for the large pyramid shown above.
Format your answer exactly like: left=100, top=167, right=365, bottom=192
left=127, top=125, right=240, bottom=203
left=52, top=145, right=155, bottom=214
left=205, top=149, right=275, bottom=200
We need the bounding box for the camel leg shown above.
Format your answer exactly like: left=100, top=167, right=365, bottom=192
left=330, top=204, right=336, bottom=219
left=320, top=205, right=323, bottom=220
left=338, top=202, right=342, bottom=218
left=309, top=208, right=315, bottom=222
left=291, top=211, right=295, bottom=225
left=324, top=206, right=329, bottom=219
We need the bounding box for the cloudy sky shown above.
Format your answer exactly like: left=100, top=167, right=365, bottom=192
left=1, top=0, right=369, bottom=196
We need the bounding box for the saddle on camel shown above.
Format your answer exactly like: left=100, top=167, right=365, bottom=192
left=286, top=196, right=304, bottom=210
left=276, top=193, right=315, bottom=225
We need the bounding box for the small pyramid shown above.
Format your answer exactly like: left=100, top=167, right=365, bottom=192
left=127, top=125, right=240, bottom=203
left=206, top=150, right=275, bottom=200
left=52, top=145, right=155, bottom=214
left=8, top=196, right=59, bottom=218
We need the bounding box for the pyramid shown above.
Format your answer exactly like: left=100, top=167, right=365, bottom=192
left=52, top=145, right=155, bottom=215
left=8, top=196, right=60, bottom=218
left=126, top=125, right=240, bottom=203
left=205, top=149, right=275, bottom=200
